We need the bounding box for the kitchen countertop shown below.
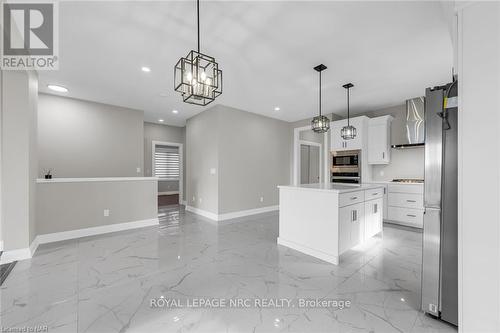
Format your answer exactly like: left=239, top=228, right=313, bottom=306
left=278, top=183, right=385, bottom=194
left=363, top=181, right=424, bottom=186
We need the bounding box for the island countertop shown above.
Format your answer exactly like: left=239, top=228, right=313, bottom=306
left=278, top=183, right=384, bottom=194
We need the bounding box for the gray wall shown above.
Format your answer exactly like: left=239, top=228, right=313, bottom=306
left=186, top=108, right=219, bottom=214
left=36, top=180, right=157, bottom=234
left=217, top=105, right=290, bottom=214
left=38, top=94, right=144, bottom=178
left=186, top=105, right=290, bottom=215
left=1, top=70, right=38, bottom=250
left=143, top=122, right=185, bottom=199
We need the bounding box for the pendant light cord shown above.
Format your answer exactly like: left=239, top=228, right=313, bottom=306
left=347, top=87, right=350, bottom=126
left=197, top=0, right=200, bottom=53
left=319, top=71, right=322, bottom=117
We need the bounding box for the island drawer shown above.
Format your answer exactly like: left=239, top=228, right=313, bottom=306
left=365, top=188, right=383, bottom=200
left=339, top=191, right=365, bottom=207
left=388, top=192, right=423, bottom=209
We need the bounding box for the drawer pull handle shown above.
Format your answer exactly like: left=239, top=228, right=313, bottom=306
left=372, top=193, right=378, bottom=196
left=407, top=200, right=416, bottom=203
left=351, top=197, right=358, bottom=200
left=407, top=214, right=417, bottom=217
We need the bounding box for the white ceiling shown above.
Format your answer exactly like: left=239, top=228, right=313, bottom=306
left=38, top=1, right=453, bottom=126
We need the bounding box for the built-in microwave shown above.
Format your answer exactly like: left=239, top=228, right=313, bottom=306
left=332, top=150, right=360, bottom=168
left=331, top=150, right=361, bottom=184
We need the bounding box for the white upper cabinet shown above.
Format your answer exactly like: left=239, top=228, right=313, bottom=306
left=368, top=115, right=393, bottom=164
left=330, top=116, right=369, bottom=151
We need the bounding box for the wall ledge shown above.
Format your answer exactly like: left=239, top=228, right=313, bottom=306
left=36, top=177, right=158, bottom=184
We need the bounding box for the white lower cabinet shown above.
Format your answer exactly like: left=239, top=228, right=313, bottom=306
left=365, top=198, right=383, bottom=239
left=387, top=207, right=424, bottom=228
left=387, top=184, right=424, bottom=228
left=339, top=191, right=383, bottom=255
left=339, top=203, right=365, bottom=253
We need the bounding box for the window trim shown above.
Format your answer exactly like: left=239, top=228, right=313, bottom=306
left=152, top=140, right=183, bottom=205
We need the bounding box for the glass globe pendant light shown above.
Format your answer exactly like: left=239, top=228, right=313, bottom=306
left=174, top=0, right=222, bottom=106
left=341, top=83, right=357, bottom=140
left=311, top=64, right=330, bottom=133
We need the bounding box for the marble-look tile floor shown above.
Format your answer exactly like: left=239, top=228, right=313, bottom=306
left=1, top=205, right=457, bottom=333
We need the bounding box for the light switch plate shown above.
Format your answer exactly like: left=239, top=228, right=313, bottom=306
left=210, top=168, right=216, bottom=175
left=104, top=209, right=110, bottom=217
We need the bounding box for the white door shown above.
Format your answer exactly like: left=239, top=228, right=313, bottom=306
left=300, top=145, right=310, bottom=184
left=368, top=123, right=387, bottom=164
left=339, top=206, right=352, bottom=253
left=308, top=145, right=320, bottom=183
left=300, top=144, right=321, bottom=184
left=345, top=117, right=364, bottom=150
left=331, top=124, right=346, bottom=151
left=350, top=203, right=365, bottom=246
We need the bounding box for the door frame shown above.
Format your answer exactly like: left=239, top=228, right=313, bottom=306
left=152, top=140, right=183, bottom=205
left=293, top=125, right=329, bottom=185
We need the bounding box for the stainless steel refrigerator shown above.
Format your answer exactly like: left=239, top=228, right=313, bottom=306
left=421, top=82, right=458, bottom=326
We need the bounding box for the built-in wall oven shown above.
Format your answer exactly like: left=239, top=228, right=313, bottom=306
left=331, top=150, right=361, bottom=184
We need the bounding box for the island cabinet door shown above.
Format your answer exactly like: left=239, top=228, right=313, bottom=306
left=350, top=203, right=365, bottom=247
left=365, top=198, right=384, bottom=239
left=339, top=203, right=365, bottom=253
left=339, top=206, right=352, bottom=253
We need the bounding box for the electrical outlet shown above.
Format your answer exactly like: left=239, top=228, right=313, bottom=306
left=210, top=168, right=216, bottom=175
left=192, top=196, right=196, bottom=202
left=104, top=209, right=110, bottom=217
left=260, top=196, right=264, bottom=203
left=136, top=167, right=141, bottom=173
left=199, top=198, right=202, bottom=203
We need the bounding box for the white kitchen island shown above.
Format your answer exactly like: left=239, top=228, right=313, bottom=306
left=277, top=183, right=385, bottom=265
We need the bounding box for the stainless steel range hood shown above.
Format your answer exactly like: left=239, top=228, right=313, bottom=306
left=391, top=97, right=425, bottom=148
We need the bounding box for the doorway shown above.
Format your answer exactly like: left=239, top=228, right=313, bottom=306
left=300, top=143, right=321, bottom=184
left=152, top=141, right=183, bottom=206
left=293, top=126, right=328, bottom=185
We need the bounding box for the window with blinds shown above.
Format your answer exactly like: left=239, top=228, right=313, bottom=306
left=153, top=146, right=180, bottom=180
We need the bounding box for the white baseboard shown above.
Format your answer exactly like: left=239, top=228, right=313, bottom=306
left=218, top=205, right=279, bottom=221
left=158, top=191, right=179, bottom=195
left=185, top=206, right=219, bottom=221
left=36, top=218, right=159, bottom=244
left=185, top=205, right=279, bottom=222
left=0, top=218, right=159, bottom=264
left=277, top=237, right=339, bottom=265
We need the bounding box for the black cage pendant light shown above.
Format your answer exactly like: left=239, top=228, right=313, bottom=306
left=341, top=83, right=357, bottom=140
left=174, top=0, right=222, bottom=106
left=311, top=64, right=330, bottom=133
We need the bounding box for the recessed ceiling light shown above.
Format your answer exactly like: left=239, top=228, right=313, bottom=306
left=172, top=110, right=179, bottom=114
left=47, top=84, right=68, bottom=93
left=141, top=66, right=151, bottom=72
left=274, top=106, right=280, bottom=111
left=158, top=119, right=164, bottom=122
